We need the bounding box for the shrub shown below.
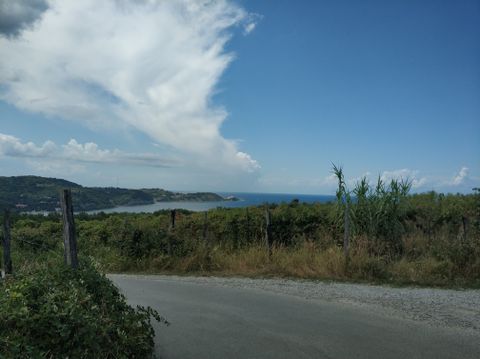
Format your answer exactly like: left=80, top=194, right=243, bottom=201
left=0, top=258, right=166, bottom=358
left=12, top=219, right=61, bottom=252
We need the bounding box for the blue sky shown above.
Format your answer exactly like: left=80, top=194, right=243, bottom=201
left=0, top=0, right=478, bottom=194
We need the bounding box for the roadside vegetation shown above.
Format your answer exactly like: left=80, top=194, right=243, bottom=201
left=0, top=256, right=166, bottom=358
left=4, top=168, right=475, bottom=358
left=3, top=174, right=479, bottom=288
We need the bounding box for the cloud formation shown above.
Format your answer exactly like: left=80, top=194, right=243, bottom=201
left=243, top=13, right=263, bottom=35
left=380, top=168, right=427, bottom=189
left=0, top=0, right=259, bottom=172
left=0, top=0, right=48, bottom=37
left=0, top=133, right=174, bottom=167
left=451, top=166, right=469, bottom=186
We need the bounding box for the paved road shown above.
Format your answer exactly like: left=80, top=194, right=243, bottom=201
left=110, top=275, right=480, bottom=359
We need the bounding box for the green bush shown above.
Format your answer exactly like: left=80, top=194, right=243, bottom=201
left=0, top=258, right=166, bottom=358
left=12, top=219, right=61, bottom=252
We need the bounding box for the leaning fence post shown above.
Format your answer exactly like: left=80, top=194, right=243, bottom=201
left=202, top=211, right=208, bottom=243
left=245, top=208, right=251, bottom=244
left=168, top=209, right=176, bottom=255
left=60, top=189, right=78, bottom=269
left=344, top=201, right=350, bottom=261
left=2, top=209, right=13, bottom=275
left=170, top=209, right=176, bottom=230
left=462, top=216, right=468, bottom=242
left=265, top=209, right=272, bottom=257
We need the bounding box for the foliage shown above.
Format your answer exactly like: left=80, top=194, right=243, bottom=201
left=11, top=219, right=62, bottom=252
left=2, top=169, right=479, bottom=287
left=0, top=258, right=166, bottom=359
left=351, top=175, right=411, bottom=256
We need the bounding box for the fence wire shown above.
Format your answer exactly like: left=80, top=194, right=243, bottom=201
left=15, top=237, right=64, bottom=259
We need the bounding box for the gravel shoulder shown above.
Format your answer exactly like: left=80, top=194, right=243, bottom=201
left=113, top=274, right=480, bottom=335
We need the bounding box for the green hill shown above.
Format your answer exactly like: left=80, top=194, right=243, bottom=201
left=0, top=176, right=235, bottom=212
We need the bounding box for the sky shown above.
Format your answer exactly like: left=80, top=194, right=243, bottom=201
left=0, top=0, right=479, bottom=194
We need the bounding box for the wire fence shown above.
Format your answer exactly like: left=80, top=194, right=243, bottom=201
left=16, top=237, right=64, bottom=258
left=1, top=189, right=77, bottom=277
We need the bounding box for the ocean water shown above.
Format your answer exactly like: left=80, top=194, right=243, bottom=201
left=87, top=192, right=336, bottom=214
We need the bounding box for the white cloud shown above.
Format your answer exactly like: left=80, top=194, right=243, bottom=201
left=0, top=133, right=56, bottom=157
left=244, top=22, right=256, bottom=34
left=451, top=166, right=469, bottom=186
left=0, top=0, right=260, bottom=173
left=0, top=133, right=174, bottom=167
left=255, top=165, right=479, bottom=194
left=235, top=151, right=261, bottom=172
left=347, top=171, right=371, bottom=187
left=380, top=168, right=427, bottom=189
left=411, top=177, right=427, bottom=188
left=243, top=13, right=263, bottom=35
left=322, top=173, right=339, bottom=187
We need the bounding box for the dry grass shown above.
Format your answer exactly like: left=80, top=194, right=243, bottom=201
left=99, top=239, right=480, bottom=288
left=213, top=244, right=347, bottom=279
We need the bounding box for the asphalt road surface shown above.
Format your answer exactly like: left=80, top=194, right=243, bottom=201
left=110, top=274, right=480, bottom=359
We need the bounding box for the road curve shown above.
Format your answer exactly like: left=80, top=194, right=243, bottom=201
left=109, top=274, right=480, bottom=359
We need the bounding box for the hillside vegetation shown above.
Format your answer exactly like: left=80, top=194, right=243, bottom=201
left=3, top=182, right=479, bottom=287
left=0, top=176, right=234, bottom=212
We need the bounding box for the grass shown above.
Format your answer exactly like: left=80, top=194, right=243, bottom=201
left=98, top=240, right=480, bottom=289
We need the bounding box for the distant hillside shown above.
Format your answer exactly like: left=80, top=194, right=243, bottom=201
left=0, top=176, right=236, bottom=212
left=142, top=189, right=231, bottom=202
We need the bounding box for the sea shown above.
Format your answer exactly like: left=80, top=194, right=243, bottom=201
left=87, top=192, right=336, bottom=214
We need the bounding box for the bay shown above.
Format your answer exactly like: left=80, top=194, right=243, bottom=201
left=87, top=192, right=336, bottom=214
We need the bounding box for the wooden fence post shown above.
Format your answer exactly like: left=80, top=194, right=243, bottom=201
left=2, top=209, right=13, bottom=275
left=344, top=201, right=350, bottom=261
left=245, top=208, right=250, bottom=244
left=170, top=209, right=176, bottom=230
left=60, top=189, right=78, bottom=269
left=202, top=211, right=208, bottom=243
left=265, top=209, right=272, bottom=257
left=462, top=216, right=468, bottom=241
left=168, top=209, right=176, bottom=255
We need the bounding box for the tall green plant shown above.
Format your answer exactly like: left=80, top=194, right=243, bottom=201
left=332, top=164, right=351, bottom=256
left=350, top=175, right=412, bottom=256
